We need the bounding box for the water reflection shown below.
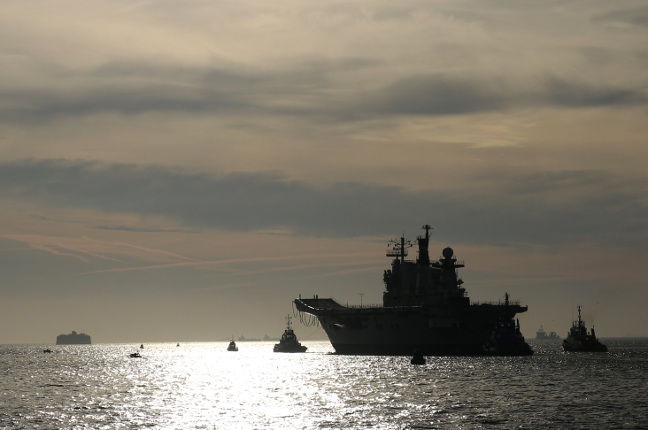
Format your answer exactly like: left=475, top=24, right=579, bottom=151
left=1, top=341, right=647, bottom=429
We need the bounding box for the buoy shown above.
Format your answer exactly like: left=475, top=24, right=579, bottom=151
left=411, top=351, right=426, bottom=365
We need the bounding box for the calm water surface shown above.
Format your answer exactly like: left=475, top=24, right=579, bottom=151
left=1, top=339, right=647, bottom=429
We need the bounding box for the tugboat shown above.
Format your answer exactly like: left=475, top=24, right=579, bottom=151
left=273, top=316, right=307, bottom=353
left=563, top=306, right=607, bottom=352
left=294, top=224, right=533, bottom=356
left=227, top=339, right=238, bottom=351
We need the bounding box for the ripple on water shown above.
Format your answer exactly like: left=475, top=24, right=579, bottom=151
left=1, top=341, right=648, bottom=428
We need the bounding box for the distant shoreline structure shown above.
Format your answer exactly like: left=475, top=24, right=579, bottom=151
left=219, top=335, right=281, bottom=342
left=56, top=331, right=91, bottom=345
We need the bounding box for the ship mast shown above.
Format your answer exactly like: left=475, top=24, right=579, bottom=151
left=417, top=224, right=433, bottom=265
left=285, top=314, right=293, bottom=330
left=423, top=224, right=432, bottom=239
left=387, top=236, right=413, bottom=263
left=578, top=305, right=582, bottom=325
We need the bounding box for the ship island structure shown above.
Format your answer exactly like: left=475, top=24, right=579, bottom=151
left=295, top=225, right=533, bottom=356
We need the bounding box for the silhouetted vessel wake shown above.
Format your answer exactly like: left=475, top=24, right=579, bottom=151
left=563, top=306, right=607, bottom=352
left=295, top=225, right=533, bottom=356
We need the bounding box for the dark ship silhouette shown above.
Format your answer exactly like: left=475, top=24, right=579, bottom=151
left=273, top=316, right=307, bottom=353
left=295, top=225, right=533, bottom=356
left=563, top=306, right=607, bottom=352
left=56, top=330, right=91, bottom=345
left=227, top=339, right=238, bottom=351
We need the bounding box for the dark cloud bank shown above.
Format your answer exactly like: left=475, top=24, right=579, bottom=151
left=1, top=159, right=647, bottom=251
left=2, top=59, right=647, bottom=122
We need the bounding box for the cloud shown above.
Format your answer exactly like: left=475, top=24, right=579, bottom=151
left=361, top=75, right=507, bottom=116
left=595, top=5, right=648, bottom=28
left=0, top=58, right=375, bottom=122
left=0, top=232, right=196, bottom=264
left=94, top=225, right=182, bottom=233
left=360, top=74, right=647, bottom=118
left=1, top=159, right=647, bottom=251
left=2, top=0, right=647, bottom=131
left=540, top=76, right=643, bottom=107
left=1, top=57, right=646, bottom=123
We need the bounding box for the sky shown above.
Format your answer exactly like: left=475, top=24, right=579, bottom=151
left=1, top=0, right=647, bottom=343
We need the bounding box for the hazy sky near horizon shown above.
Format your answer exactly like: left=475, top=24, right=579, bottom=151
left=1, top=0, right=648, bottom=343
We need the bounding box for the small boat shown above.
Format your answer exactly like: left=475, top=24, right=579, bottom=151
left=129, top=352, right=142, bottom=358
left=563, top=306, right=607, bottom=352
left=176, top=343, right=180, bottom=347
left=411, top=351, right=426, bottom=365
left=273, top=315, right=307, bottom=353
left=43, top=348, right=53, bottom=353
left=227, top=339, right=238, bottom=351
left=140, top=344, right=144, bottom=349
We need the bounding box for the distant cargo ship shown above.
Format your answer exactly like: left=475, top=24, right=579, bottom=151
left=535, top=326, right=560, bottom=341
left=295, top=225, right=533, bottom=356
left=56, top=330, right=91, bottom=345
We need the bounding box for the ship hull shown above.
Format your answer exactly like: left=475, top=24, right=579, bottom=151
left=563, top=338, right=607, bottom=352
left=56, top=334, right=91, bottom=345
left=330, top=342, right=483, bottom=356
left=296, top=299, right=533, bottom=356
left=322, top=318, right=481, bottom=355
left=321, top=322, right=528, bottom=356
left=273, top=345, right=307, bottom=353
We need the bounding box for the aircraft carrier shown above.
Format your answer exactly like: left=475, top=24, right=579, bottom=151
left=294, top=225, right=533, bottom=356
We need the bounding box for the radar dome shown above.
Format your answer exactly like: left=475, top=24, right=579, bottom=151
left=442, top=247, right=454, bottom=259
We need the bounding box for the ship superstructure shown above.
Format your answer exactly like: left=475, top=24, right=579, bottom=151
left=294, top=225, right=532, bottom=356
left=227, top=338, right=238, bottom=351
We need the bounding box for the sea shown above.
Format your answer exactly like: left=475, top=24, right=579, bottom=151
left=1, top=339, right=647, bottom=429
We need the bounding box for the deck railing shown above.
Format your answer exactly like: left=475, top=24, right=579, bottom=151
left=471, top=300, right=521, bottom=306
left=298, top=296, right=523, bottom=309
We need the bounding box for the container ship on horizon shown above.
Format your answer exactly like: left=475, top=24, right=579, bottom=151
left=294, top=225, right=533, bottom=356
